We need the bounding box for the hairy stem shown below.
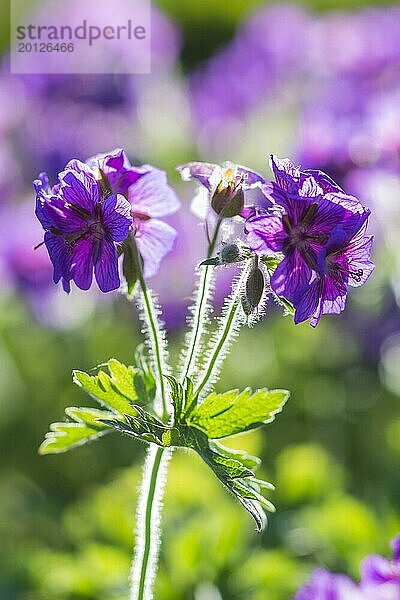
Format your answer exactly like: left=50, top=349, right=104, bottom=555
left=194, top=268, right=247, bottom=399
left=130, top=239, right=171, bottom=600
left=133, top=239, right=169, bottom=418
left=130, top=446, right=171, bottom=600
left=180, top=218, right=222, bottom=382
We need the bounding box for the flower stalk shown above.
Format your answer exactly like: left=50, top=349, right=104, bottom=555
left=130, top=239, right=171, bottom=600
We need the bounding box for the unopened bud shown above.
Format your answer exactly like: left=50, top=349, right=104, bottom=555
left=220, top=243, right=241, bottom=264
left=242, top=262, right=264, bottom=316
left=211, top=181, right=244, bottom=218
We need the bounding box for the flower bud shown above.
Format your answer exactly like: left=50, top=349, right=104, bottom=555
left=211, top=181, right=244, bottom=218
left=242, top=262, right=264, bottom=316
left=220, top=243, right=241, bottom=264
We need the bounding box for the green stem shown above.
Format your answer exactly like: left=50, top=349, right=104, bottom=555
left=133, top=239, right=168, bottom=419
left=130, top=238, right=171, bottom=600
left=180, top=218, right=222, bottom=382
left=194, top=267, right=247, bottom=398
left=130, top=446, right=171, bottom=600
left=195, top=298, right=241, bottom=398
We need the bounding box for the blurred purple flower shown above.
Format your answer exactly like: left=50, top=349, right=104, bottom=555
left=88, top=149, right=180, bottom=277
left=360, top=535, right=400, bottom=597
left=293, top=568, right=363, bottom=600
left=35, top=160, right=132, bottom=293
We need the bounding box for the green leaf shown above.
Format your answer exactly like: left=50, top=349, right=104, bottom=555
left=261, top=255, right=281, bottom=274
left=165, top=375, right=196, bottom=424
left=101, top=405, right=181, bottom=447
left=186, top=429, right=274, bottom=531
left=73, top=359, right=154, bottom=416
left=39, top=407, right=113, bottom=455
left=188, top=387, right=289, bottom=439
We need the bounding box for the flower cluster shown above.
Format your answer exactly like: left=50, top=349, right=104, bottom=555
left=35, top=149, right=373, bottom=327
left=294, top=534, right=400, bottom=599
left=177, top=155, right=374, bottom=327
left=245, top=155, right=374, bottom=326
left=34, top=149, right=180, bottom=293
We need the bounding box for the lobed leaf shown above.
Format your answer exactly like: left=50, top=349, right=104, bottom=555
left=39, top=407, right=113, bottom=455
left=101, top=405, right=181, bottom=448
left=188, top=387, right=289, bottom=439
left=73, top=359, right=154, bottom=416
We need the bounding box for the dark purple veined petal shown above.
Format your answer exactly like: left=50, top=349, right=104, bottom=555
left=94, top=236, right=120, bottom=292
left=44, top=231, right=72, bottom=292
left=309, top=276, right=347, bottom=327
left=245, top=214, right=287, bottom=253
left=293, top=277, right=322, bottom=325
left=340, top=234, right=374, bottom=288
left=58, top=165, right=99, bottom=215
left=176, top=161, right=219, bottom=191
left=70, top=238, right=94, bottom=291
left=135, top=218, right=177, bottom=278
left=37, top=195, right=88, bottom=235
left=87, top=149, right=149, bottom=196
left=129, top=167, right=180, bottom=218
left=269, top=154, right=300, bottom=193
left=302, top=169, right=343, bottom=193
left=271, top=249, right=313, bottom=302
left=101, top=194, right=132, bottom=242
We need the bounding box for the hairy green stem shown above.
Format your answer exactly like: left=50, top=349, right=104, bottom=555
left=130, top=446, right=171, bottom=600
left=130, top=240, right=171, bottom=600
left=180, top=218, right=222, bottom=382
left=194, top=268, right=247, bottom=399
left=133, top=239, right=168, bottom=418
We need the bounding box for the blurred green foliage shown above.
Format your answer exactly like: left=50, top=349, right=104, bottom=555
left=0, top=286, right=399, bottom=598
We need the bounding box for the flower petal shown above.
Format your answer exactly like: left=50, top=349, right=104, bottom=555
left=87, top=149, right=149, bottom=195
left=94, top=236, right=120, bottom=292
left=129, top=167, right=180, bottom=218
left=361, top=555, right=395, bottom=586
left=271, top=249, right=312, bottom=301
left=58, top=164, right=99, bottom=215
left=245, top=214, right=287, bottom=253
left=343, top=235, right=375, bottom=287
left=70, top=238, right=94, bottom=291
left=44, top=231, right=72, bottom=290
left=176, top=161, right=219, bottom=191
left=135, top=219, right=177, bottom=278
left=101, top=193, right=132, bottom=242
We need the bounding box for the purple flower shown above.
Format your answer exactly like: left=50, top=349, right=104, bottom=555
left=360, top=535, right=400, bottom=595
left=293, top=568, right=363, bottom=600
left=245, top=156, right=372, bottom=325
left=177, top=160, right=266, bottom=220
left=35, top=160, right=132, bottom=293
left=293, top=224, right=374, bottom=326
left=88, top=149, right=180, bottom=278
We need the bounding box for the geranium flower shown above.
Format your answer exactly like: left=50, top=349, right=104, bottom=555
left=88, top=149, right=180, bottom=277
left=34, top=160, right=132, bottom=293
left=245, top=155, right=373, bottom=325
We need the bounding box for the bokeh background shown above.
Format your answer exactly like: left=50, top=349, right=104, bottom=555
left=1, top=0, right=400, bottom=598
